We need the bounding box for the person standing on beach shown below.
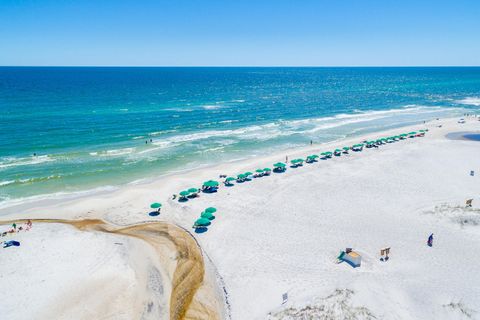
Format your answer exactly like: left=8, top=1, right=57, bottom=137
left=286, top=156, right=288, bottom=163
left=427, top=233, right=434, bottom=247
left=310, top=140, right=313, bottom=146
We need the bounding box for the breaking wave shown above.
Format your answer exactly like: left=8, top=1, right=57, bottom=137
left=0, top=175, right=62, bottom=187
left=0, top=155, right=55, bottom=170
left=456, top=97, right=480, bottom=106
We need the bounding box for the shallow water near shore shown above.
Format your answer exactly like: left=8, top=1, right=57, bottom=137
left=1, top=67, right=479, bottom=204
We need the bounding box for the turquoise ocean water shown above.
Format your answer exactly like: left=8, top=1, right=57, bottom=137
left=1, top=67, right=479, bottom=206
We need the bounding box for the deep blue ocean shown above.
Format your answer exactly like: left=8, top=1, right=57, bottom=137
left=1, top=67, right=479, bottom=205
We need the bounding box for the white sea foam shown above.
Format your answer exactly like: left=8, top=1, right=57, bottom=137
left=0, top=175, right=63, bottom=188
left=134, top=105, right=462, bottom=149
left=0, top=180, right=16, bottom=187
left=218, top=120, right=238, bottom=124
left=89, top=148, right=135, bottom=157
left=0, top=155, right=55, bottom=170
left=195, top=146, right=225, bottom=154
left=456, top=97, right=480, bottom=106
left=164, top=108, right=194, bottom=112
left=202, top=105, right=223, bottom=110
left=106, top=148, right=135, bottom=156
left=8, top=105, right=460, bottom=171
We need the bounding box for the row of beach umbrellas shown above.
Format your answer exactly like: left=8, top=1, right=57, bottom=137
left=151, top=128, right=427, bottom=217
left=194, top=207, right=217, bottom=228
left=201, top=128, right=427, bottom=187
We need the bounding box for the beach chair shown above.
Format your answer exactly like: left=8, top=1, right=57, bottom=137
left=466, top=199, right=473, bottom=208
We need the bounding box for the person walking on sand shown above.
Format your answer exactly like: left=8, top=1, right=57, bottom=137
left=12, top=223, right=16, bottom=231
left=427, top=233, right=434, bottom=247
left=286, top=156, right=288, bottom=163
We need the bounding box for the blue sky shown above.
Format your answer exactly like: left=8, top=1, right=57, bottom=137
left=1, top=0, right=479, bottom=66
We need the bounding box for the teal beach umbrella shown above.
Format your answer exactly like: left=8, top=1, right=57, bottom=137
left=201, top=211, right=215, bottom=220
left=205, top=207, right=217, bottom=213
left=194, top=218, right=211, bottom=227
left=203, top=180, right=219, bottom=187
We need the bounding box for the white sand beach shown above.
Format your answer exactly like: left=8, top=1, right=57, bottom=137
left=1, top=116, right=480, bottom=319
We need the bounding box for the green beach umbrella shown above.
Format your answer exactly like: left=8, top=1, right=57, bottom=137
left=188, top=188, right=199, bottom=193
left=201, top=211, right=215, bottom=220
left=194, top=218, right=211, bottom=227
left=409, top=131, right=417, bottom=135
left=256, top=169, right=264, bottom=173
left=244, top=171, right=253, bottom=176
left=237, top=173, right=246, bottom=179
left=400, top=133, right=407, bottom=136
left=335, top=149, right=341, bottom=152
left=274, top=162, right=286, bottom=167
left=263, top=168, right=272, bottom=171
left=226, top=177, right=235, bottom=181
left=179, top=190, right=190, bottom=197
left=150, top=202, right=162, bottom=209
left=342, top=147, right=350, bottom=151
left=205, top=207, right=217, bottom=213
left=203, top=180, right=219, bottom=187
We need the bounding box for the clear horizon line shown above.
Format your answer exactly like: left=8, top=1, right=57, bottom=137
left=1, top=65, right=480, bottom=68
